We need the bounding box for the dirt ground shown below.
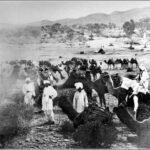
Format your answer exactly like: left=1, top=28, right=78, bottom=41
left=1, top=37, right=150, bottom=149
left=4, top=74, right=140, bottom=149
left=7, top=94, right=139, bottom=149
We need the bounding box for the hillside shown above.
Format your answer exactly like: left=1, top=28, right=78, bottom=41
left=28, top=6, right=150, bottom=26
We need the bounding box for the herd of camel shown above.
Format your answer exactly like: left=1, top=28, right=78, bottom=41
left=104, top=58, right=138, bottom=69
left=0, top=57, right=137, bottom=106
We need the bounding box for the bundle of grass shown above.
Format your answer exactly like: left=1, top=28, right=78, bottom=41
left=0, top=94, right=34, bottom=148
left=58, top=121, right=75, bottom=138
left=73, top=121, right=118, bottom=148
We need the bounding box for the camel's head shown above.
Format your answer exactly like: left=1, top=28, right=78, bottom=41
left=57, top=64, right=65, bottom=71
left=101, top=72, right=110, bottom=83
left=111, top=73, right=122, bottom=88
left=101, top=72, right=122, bottom=88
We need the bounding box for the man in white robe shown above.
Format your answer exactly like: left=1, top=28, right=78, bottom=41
left=42, top=80, right=57, bottom=124
left=73, top=82, right=88, bottom=113
left=121, top=65, right=149, bottom=95
left=22, top=77, right=35, bottom=106
left=134, top=64, right=149, bottom=94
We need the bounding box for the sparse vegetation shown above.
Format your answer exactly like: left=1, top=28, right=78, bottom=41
left=0, top=93, right=34, bottom=148
left=73, top=121, right=118, bottom=148
left=58, top=121, right=75, bottom=138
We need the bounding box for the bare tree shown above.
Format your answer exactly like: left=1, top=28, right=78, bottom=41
left=123, top=19, right=135, bottom=49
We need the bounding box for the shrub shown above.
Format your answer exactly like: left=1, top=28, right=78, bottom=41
left=59, top=121, right=75, bottom=138
left=73, top=121, right=118, bottom=148
left=136, top=104, right=150, bottom=121
left=0, top=94, right=34, bottom=148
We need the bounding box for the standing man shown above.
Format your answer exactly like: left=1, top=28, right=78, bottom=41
left=42, top=80, right=57, bottom=124
left=22, top=77, right=35, bottom=106
left=73, top=82, right=88, bottom=113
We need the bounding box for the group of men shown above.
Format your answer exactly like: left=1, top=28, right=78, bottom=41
left=22, top=75, right=89, bottom=124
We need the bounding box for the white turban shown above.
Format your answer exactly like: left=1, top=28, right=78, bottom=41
left=43, top=80, right=50, bottom=84
left=139, top=65, right=146, bottom=71
left=25, top=77, right=31, bottom=83
left=74, top=82, right=83, bottom=89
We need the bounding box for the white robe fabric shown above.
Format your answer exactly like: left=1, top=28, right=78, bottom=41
left=138, top=71, right=149, bottom=93
left=73, top=89, right=88, bottom=113
left=42, top=86, right=57, bottom=111
left=22, top=82, right=35, bottom=105
left=126, top=94, right=139, bottom=112
left=92, top=89, right=100, bottom=106
left=121, top=77, right=138, bottom=91
left=42, top=86, right=57, bottom=121
left=48, top=72, right=54, bottom=85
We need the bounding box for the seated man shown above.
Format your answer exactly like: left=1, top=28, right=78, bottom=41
left=120, top=87, right=139, bottom=120
left=134, top=64, right=149, bottom=94
left=121, top=64, right=149, bottom=96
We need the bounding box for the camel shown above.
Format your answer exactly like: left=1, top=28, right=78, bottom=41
left=92, top=74, right=108, bottom=107
left=114, top=105, right=150, bottom=147
left=89, top=64, right=102, bottom=81
left=101, top=72, right=150, bottom=107
left=104, top=59, right=115, bottom=70
left=122, top=59, right=130, bottom=69
left=58, top=96, right=112, bottom=128
left=57, top=70, right=110, bottom=108
left=130, top=58, right=138, bottom=68
left=115, top=59, right=123, bottom=69
left=100, top=73, right=129, bottom=106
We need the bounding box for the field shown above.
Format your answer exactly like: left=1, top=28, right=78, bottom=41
left=0, top=36, right=150, bottom=149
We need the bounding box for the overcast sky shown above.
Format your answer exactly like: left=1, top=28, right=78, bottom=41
left=1, top=1, right=150, bottom=25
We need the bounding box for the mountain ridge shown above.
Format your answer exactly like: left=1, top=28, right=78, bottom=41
left=1, top=6, right=150, bottom=28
